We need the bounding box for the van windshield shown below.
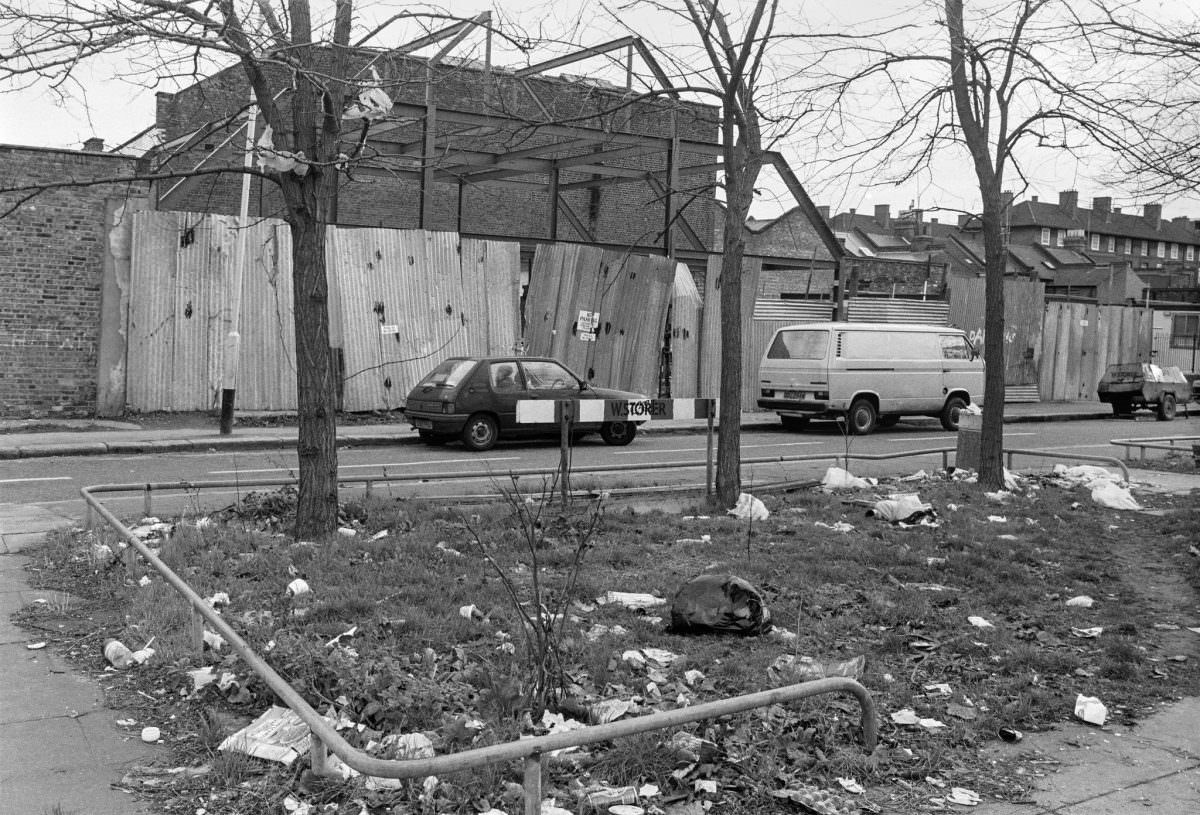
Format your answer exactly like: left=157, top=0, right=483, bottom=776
left=767, top=329, right=828, bottom=360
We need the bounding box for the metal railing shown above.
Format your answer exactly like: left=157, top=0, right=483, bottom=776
left=1109, top=435, right=1200, bottom=463
left=80, top=472, right=878, bottom=814
left=77, top=439, right=1142, bottom=812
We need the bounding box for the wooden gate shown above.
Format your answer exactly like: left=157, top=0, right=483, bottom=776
left=1040, top=302, right=1152, bottom=401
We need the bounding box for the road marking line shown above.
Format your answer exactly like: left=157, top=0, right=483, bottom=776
left=0, top=476, right=72, bottom=484
left=208, top=457, right=520, bottom=475
left=615, top=442, right=823, bottom=455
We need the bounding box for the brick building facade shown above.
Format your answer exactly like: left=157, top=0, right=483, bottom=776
left=0, top=145, right=145, bottom=417
left=153, top=56, right=721, bottom=255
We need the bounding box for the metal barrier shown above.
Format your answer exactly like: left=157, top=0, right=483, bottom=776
left=76, top=439, right=1140, bottom=811
left=79, top=474, right=878, bottom=814
left=1110, top=435, right=1200, bottom=463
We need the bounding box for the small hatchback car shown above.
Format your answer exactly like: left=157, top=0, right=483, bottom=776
left=403, top=356, right=647, bottom=451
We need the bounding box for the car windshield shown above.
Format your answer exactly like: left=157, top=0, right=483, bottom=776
left=417, top=359, right=476, bottom=387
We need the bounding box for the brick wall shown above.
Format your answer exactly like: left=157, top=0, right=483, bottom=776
left=153, top=58, right=719, bottom=249
left=0, top=145, right=143, bottom=417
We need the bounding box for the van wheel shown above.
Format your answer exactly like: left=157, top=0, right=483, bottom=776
left=847, top=399, right=877, bottom=435
left=780, top=415, right=810, bottom=431
left=600, top=421, right=637, bottom=446
left=1157, top=393, right=1177, bottom=421
left=940, top=396, right=968, bottom=431
left=461, top=413, right=499, bottom=451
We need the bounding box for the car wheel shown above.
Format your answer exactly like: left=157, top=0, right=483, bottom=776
left=940, top=396, right=968, bottom=431
left=847, top=398, right=877, bottom=435
left=780, top=415, right=810, bottom=431
left=600, top=421, right=637, bottom=446
left=878, top=415, right=900, bottom=428
left=1157, top=393, right=1177, bottom=421
left=461, top=413, right=499, bottom=451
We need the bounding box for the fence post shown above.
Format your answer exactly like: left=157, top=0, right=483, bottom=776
left=523, top=753, right=543, bottom=815
left=143, top=484, right=153, bottom=518
left=705, top=406, right=714, bottom=498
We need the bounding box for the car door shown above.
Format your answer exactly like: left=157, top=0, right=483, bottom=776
left=486, top=360, right=527, bottom=433
left=518, top=359, right=584, bottom=433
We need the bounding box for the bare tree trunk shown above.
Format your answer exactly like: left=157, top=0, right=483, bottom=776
left=977, top=190, right=1007, bottom=487
left=716, top=197, right=746, bottom=507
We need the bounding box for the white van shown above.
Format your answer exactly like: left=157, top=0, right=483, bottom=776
left=757, top=322, right=984, bottom=434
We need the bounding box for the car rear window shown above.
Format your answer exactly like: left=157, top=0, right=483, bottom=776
left=418, top=359, right=476, bottom=387
left=767, top=329, right=829, bottom=360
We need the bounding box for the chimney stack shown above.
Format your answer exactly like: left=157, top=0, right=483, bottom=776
left=1092, top=196, right=1112, bottom=222
left=1002, top=190, right=1014, bottom=208
left=1059, top=189, right=1078, bottom=214
left=1144, top=203, right=1162, bottom=229
left=874, top=204, right=891, bottom=229
left=82, top=137, right=105, bottom=152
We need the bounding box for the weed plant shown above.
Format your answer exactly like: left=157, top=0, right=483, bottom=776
left=15, top=470, right=1200, bottom=814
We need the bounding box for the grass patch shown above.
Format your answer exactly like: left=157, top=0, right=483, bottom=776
left=15, top=470, right=1200, bottom=813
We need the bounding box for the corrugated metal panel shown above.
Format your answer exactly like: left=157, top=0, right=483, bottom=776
left=128, top=210, right=181, bottom=411
left=699, top=255, right=762, bottom=405
left=235, top=221, right=297, bottom=410
left=846, top=298, right=950, bottom=324
left=669, top=262, right=702, bottom=398
left=753, top=300, right=831, bottom=322
left=332, top=228, right=523, bottom=411
left=525, top=244, right=673, bottom=394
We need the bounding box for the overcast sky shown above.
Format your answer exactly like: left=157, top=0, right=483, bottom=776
left=2, top=0, right=1198, bottom=221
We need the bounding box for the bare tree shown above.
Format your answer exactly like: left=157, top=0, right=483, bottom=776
left=0, top=1, right=508, bottom=537
left=804, top=0, right=1145, bottom=489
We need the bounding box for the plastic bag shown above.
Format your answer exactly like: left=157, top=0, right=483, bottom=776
left=669, top=574, right=773, bottom=636
left=727, top=492, right=768, bottom=520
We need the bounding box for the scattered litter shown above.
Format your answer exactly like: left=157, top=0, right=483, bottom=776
left=815, top=521, right=856, bottom=533
left=26, top=641, right=46, bottom=650
left=131, top=645, right=155, bottom=665
left=459, top=604, right=485, bottom=621
left=1188, top=627, right=1200, bottom=635
left=622, top=650, right=647, bottom=669
left=640, top=647, right=679, bottom=667
left=967, top=616, right=994, bottom=629
left=683, top=669, right=706, bottom=686
left=219, top=705, right=312, bottom=764
left=584, top=785, right=638, bottom=809
left=946, top=702, right=976, bottom=720
left=836, top=777, right=864, bottom=795
left=1066, top=595, right=1095, bottom=608
left=141, top=726, right=161, bottom=743
left=772, top=654, right=866, bottom=682
left=609, top=806, right=644, bottom=815
left=583, top=624, right=630, bottom=642
left=369, top=529, right=389, bottom=541
left=891, top=708, right=946, bottom=729
left=590, top=699, right=632, bottom=724
left=998, top=727, right=1023, bottom=743
left=821, top=467, right=876, bottom=490
left=535, top=711, right=586, bottom=756
left=947, top=787, right=981, bottom=806
left=1071, top=626, right=1104, bottom=638
left=869, top=493, right=937, bottom=525
left=727, top=492, right=768, bottom=521
left=771, top=784, right=858, bottom=815
left=987, top=515, right=1007, bottom=523
left=435, top=541, right=463, bottom=557
left=205, top=592, right=230, bottom=608
left=900, top=470, right=930, bottom=481
left=343, top=68, right=394, bottom=120
left=1074, top=694, right=1108, bottom=725
left=103, top=639, right=136, bottom=669
left=1154, top=622, right=1180, bottom=630
left=386, top=732, right=435, bottom=759
left=997, top=534, right=1018, bottom=541
left=325, top=626, right=358, bottom=647
left=283, top=795, right=313, bottom=815
left=924, top=683, right=952, bottom=696
left=669, top=574, right=772, bottom=636
left=694, top=779, right=718, bottom=794
left=926, top=556, right=947, bottom=566
left=675, top=534, right=712, bottom=544
left=599, top=591, right=667, bottom=611
left=984, top=492, right=1009, bottom=503
left=138, top=575, right=152, bottom=587
left=203, top=630, right=226, bottom=651
left=286, top=579, right=310, bottom=597
left=336, top=527, right=356, bottom=537
left=540, top=802, right=574, bottom=815
left=1091, top=481, right=1141, bottom=510
left=682, top=515, right=711, bottom=520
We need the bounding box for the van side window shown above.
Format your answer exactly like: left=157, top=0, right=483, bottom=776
left=841, top=331, right=936, bottom=359
left=940, top=335, right=973, bottom=360
left=767, top=329, right=828, bottom=360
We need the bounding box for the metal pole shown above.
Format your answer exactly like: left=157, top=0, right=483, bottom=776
left=523, top=753, right=543, bottom=815
left=220, top=102, right=258, bottom=435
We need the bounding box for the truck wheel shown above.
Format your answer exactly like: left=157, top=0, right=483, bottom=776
left=940, top=396, right=968, bottom=431
left=847, top=398, right=877, bottom=435
left=600, top=421, right=637, bottom=446
left=461, top=413, right=499, bottom=451
left=1157, top=393, right=1177, bottom=421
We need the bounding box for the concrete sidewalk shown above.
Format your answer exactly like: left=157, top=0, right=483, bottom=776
left=1, top=402, right=1197, bottom=814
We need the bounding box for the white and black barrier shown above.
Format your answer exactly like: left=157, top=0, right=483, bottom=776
left=516, top=397, right=718, bottom=425
left=517, top=398, right=719, bottom=498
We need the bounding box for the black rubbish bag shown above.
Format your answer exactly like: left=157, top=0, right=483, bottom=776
left=669, top=574, right=773, bottom=636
